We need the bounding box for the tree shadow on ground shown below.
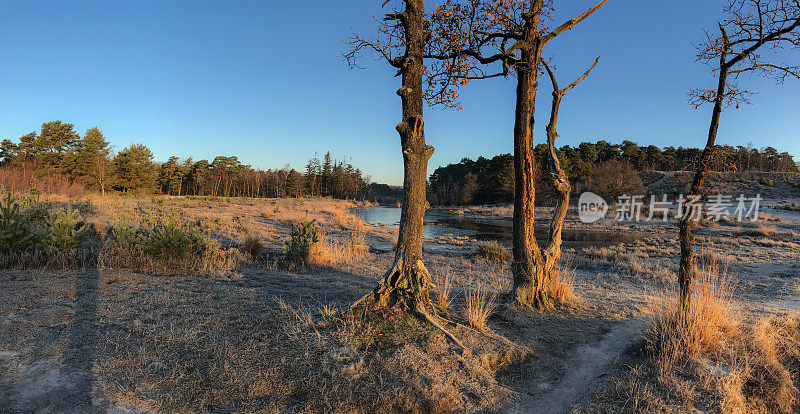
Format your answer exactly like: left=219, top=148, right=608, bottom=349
left=58, top=249, right=100, bottom=412
left=242, top=265, right=378, bottom=310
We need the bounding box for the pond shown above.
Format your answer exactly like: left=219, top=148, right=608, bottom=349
left=351, top=206, right=644, bottom=248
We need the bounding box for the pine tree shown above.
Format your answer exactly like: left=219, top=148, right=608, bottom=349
left=112, top=144, right=157, bottom=194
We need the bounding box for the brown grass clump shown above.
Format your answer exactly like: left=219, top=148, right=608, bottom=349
left=645, top=260, right=737, bottom=375
left=475, top=240, right=512, bottom=263
left=465, top=283, right=496, bottom=332
left=305, top=235, right=369, bottom=267
left=241, top=235, right=263, bottom=258
left=755, top=223, right=778, bottom=237
left=435, top=268, right=453, bottom=310
left=334, top=210, right=365, bottom=232
left=547, top=261, right=577, bottom=306
left=626, top=257, right=800, bottom=413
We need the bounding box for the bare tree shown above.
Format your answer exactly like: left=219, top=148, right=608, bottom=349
left=344, top=0, right=462, bottom=345
left=427, top=0, right=606, bottom=310
left=680, top=0, right=800, bottom=313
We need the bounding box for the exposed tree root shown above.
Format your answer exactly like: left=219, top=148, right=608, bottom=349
left=349, top=258, right=468, bottom=356
left=436, top=312, right=525, bottom=351
left=414, top=310, right=467, bottom=356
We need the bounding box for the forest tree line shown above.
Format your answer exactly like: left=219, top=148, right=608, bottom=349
left=430, top=139, right=800, bottom=205
left=0, top=121, right=372, bottom=199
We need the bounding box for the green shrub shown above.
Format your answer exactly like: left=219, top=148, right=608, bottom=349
left=106, top=221, right=142, bottom=248
left=43, top=204, right=90, bottom=250
left=144, top=218, right=217, bottom=259
left=0, top=194, right=38, bottom=254
left=284, top=219, right=320, bottom=265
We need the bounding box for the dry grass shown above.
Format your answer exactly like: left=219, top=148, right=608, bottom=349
left=465, top=283, right=497, bottom=332
left=435, top=267, right=453, bottom=310
left=305, top=234, right=369, bottom=267
left=475, top=240, right=512, bottom=263
left=90, top=292, right=523, bottom=413
left=630, top=257, right=800, bottom=413
left=98, top=246, right=244, bottom=275
left=334, top=210, right=366, bottom=232
left=260, top=206, right=275, bottom=218
left=645, top=259, right=737, bottom=375
left=241, top=235, right=263, bottom=258
left=547, top=260, right=577, bottom=305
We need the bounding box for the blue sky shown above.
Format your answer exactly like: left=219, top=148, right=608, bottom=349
left=1, top=0, right=798, bottom=185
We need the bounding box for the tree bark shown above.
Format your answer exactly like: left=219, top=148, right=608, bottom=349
left=679, top=62, right=728, bottom=313
left=511, top=4, right=552, bottom=310
left=353, top=0, right=435, bottom=313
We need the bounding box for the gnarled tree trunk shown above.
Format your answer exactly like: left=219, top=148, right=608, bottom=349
left=510, top=7, right=548, bottom=309
left=353, top=0, right=435, bottom=313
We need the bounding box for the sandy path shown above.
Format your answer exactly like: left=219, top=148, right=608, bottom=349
left=509, top=318, right=647, bottom=414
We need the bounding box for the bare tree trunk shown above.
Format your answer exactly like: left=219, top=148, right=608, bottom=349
left=511, top=7, right=550, bottom=310
left=679, top=64, right=728, bottom=313
left=353, top=0, right=435, bottom=313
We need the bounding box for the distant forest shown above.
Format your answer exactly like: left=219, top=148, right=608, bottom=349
left=3, top=123, right=798, bottom=205
left=0, top=121, right=374, bottom=199
left=430, top=140, right=800, bottom=205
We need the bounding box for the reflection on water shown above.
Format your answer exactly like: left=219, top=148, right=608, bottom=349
left=352, top=206, right=644, bottom=248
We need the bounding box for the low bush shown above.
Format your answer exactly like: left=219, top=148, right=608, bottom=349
left=43, top=204, right=90, bottom=250
left=144, top=218, right=217, bottom=260
left=99, top=216, right=233, bottom=274
left=284, top=219, right=321, bottom=266
left=0, top=194, right=38, bottom=254
left=105, top=221, right=141, bottom=249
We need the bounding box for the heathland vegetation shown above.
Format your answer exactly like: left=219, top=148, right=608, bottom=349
left=2, top=0, right=800, bottom=413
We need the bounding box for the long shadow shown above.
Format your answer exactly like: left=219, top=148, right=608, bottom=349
left=58, top=248, right=100, bottom=412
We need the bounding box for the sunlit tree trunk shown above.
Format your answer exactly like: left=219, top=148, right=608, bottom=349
left=353, top=0, right=435, bottom=312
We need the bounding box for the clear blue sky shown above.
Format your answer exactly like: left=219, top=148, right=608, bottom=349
left=1, top=0, right=798, bottom=185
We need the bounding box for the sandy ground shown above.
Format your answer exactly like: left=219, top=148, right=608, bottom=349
left=1, top=195, right=799, bottom=413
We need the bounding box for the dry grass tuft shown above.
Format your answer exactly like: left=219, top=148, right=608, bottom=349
left=465, top=283, right=496, bottom=332
left=547, top=260, right=577, bottom=305
left=305, top=235, right=369, bottom=267
left=241, top=235, right=263, bottom=258
left=475, top=240, right=512, bottom=263
left=645, top=259, right=737, bottom=375
left=334, top=210, right=365, bottom=232
left=435, top=267, right=454, bottom=310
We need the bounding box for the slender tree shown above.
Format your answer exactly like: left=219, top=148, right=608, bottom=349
left=83, top=128, right=112, bottom=195
left=427, top=0, right=607, bottom=310
left=680, top=0, right=800, bottom=313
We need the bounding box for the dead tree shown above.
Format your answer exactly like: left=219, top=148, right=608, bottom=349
left=538, top=57, right=598, bottom=302
left=427, top=0, right=607, bottom=310
left=680, top=0, right=800, bottom=313
left=344, top=1, right=465, bottom=349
